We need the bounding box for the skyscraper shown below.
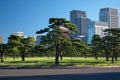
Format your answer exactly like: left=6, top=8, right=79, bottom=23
left=70, top=10, right=91, bottom=42
left=99, top=8, right=118, bottom=28
left=87, top=21, right=108, bottom=44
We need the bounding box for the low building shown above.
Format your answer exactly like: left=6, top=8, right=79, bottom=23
left=13, top=32, right=24, bottom=36
left=36, top=35, right=42, bottom=45
left=0, top=35, right=2, bottom=43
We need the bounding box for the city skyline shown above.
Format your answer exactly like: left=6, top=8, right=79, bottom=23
left=70, top=8, right=118, bottom=44
left=0, top=0, right=120, bottom=43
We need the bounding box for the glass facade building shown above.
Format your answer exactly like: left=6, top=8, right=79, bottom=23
left=87, top=25, right=94, bottom=44
left=87, top=21, right=108, bottom=44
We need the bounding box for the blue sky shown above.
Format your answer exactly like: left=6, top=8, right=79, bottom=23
left=0, top=0, right=119, bottom=43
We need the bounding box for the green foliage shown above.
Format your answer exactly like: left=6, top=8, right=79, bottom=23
left=36, top=18, right=78, bottom=64
left=7, top=34, right=35, bottom=61
left=7, top=34, right=21, bottom=57
left=103, top=28, right=120, bottom=63
left=0, top=43, right=8, bottom=62
left=72, top=39, right=91, bottom=57
left=91, top=34, right=102, bottom=60
left=36, top=18, right=91, bottom=63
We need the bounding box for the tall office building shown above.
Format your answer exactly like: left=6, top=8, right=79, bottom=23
left=87, top=21, right=108, bottom=44
left=0, top=35, right=3, bottom=43
left=70, top=10, right=91, bottom=42
left=99, top=8, right=118, bottom=28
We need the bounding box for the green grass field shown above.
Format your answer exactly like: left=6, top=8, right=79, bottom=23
left=0, top=57, right=120, bottom=68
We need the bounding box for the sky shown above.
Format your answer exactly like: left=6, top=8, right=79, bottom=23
left=0, top=0, right=120, bottom=43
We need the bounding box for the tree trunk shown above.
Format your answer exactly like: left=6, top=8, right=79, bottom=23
left=22, top=52, right=25, bottom=61
left=111, top=50, right=115, bottom=63
left=105, top=45, right=109, bottom=61
left=95, top=56, right=98, bottom=60
left=105, top=52, right=109, bottom=61
left=0, top=52, right=4, bottom=62
left=55, top=42, right=59, bottom=65
left=84, top=53, right=87, bottom=59
left=95, top=53, right=98, bottom=60
left=115, top=52, right=118, bottom=61
left=21, top=47, right=25, bottom=61
left=60, top=52, right=63, bottom=61
left=13, top=54, right=15, bottom=60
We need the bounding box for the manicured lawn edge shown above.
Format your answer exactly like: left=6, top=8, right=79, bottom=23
left=0, top=57, right=120, bottom=69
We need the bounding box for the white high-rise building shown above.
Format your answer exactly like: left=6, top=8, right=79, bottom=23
left=119, top=13, right=120, bottom=28
left=99, top=8, right=118, bottom=28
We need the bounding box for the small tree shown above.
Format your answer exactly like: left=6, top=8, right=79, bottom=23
left=8, top=34, right=35, bottom=61
left=8, top=34, right=21, bottom=60
left=91, top=34, right=102, bottom=60
left=0, top=43, right=7, bottom=62
left=20, top=36, right=35, bottom=61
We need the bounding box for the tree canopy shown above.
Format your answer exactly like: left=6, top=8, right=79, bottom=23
left=36, top=18, right=78, bottom=65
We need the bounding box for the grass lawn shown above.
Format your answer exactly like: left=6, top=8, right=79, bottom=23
left=0, top=57, right=120, bottom=68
